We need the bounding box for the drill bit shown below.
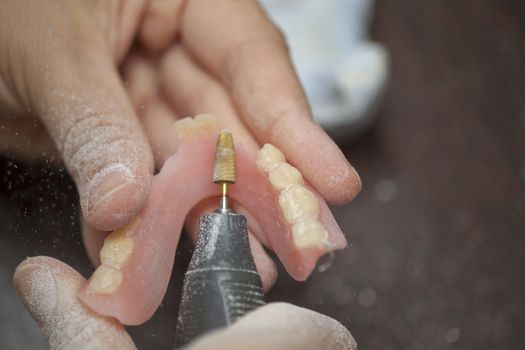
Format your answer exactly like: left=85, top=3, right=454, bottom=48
left=213, top=130, right=236, bottom=211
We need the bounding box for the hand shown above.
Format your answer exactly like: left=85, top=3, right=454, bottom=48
left=14, top=256, right=357, bottom=350
left=2, top=0, right=361, bottom=326
left=0, top=0, right=360, bottom=235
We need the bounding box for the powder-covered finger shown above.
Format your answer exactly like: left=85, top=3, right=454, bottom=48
left=185, top=302, right=356, bottom=350
left=13, top=256, right=136, bottom=350
left=33, top=54, right=154, bottom=231
left=1, top=1, right=156, bottom=231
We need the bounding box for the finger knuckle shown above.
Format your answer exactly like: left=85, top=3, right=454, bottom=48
left=60, top=111, right=135, bottom=180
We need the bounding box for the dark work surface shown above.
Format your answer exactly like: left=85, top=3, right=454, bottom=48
left=1, top=1, right=525, bottom=349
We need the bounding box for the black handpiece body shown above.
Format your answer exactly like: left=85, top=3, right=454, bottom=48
left=174, top=210, right=265, bottom=348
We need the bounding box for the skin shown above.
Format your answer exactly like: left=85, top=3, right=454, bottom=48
left=1, top=0, right=361, bottom=345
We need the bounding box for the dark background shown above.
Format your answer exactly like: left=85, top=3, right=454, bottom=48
left=1, top=1, right=524, bottom=349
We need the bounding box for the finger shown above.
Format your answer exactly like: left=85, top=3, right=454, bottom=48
left=139, top=0, right=186, bottom=54
left=186, top=199, right=278, bottom=291
left=30, top=52, right=154, bottom=231
left=160, top=45, right=259, bottom=151
left=181, top=0, right=361, bottom=204
left=185, top=302, right=356, bottom=350
left=1, top=2, right=153, bottom=230
left=7, top=1, right=160, bottom=227
left=123, top=53, right=179, bottom=167
left=108, top=0, right=149, bottom=63
left=81, top=218, right=105, bottom=267
left=247, top=231, right=278, bottom=292
left=14, top=256, right=136, bottom=350
left=142, top=101, right=181, bottom=167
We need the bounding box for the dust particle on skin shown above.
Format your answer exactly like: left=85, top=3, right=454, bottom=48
left=21, top=265, right=58, bottom=327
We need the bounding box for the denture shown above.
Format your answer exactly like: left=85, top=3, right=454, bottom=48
left=78, top=114, right=347, bottom=325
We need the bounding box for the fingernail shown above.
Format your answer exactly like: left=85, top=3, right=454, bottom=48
left=14, top=263, right=57, bottom=324
left=87, top=164, right=134, bottom=212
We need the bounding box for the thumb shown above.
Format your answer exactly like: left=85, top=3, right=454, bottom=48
left=0, top=1, right=154, bottom=230
left=32, top=53, right=154, bottom=231
left=13, top=256, right=136, bottom=350
left=186, top=303, right=357, bottom=350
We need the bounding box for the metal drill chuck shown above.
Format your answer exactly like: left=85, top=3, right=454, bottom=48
left=174, top=211, right=265, bottom=347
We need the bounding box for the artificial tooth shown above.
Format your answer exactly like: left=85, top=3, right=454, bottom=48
left=269, top=163, right=304, bottom=191
left=256, top=144, right=285, bottom=172
left=99, top=221, right=135, bottom=269
left=195, top=114, right=217, bottom=134
left=173, top=117, right=197, bottom=136
left=278, top=184, right=319, bottom=224
left=292, top=217, right=327, bottom=248
left=88, top=265, right=123, bottom=294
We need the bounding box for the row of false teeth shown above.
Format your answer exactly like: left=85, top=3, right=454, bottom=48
left=256, top=144, right=327, bottom=248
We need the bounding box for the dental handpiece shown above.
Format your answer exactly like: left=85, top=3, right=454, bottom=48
left=174, top=131, right=266, bottom=348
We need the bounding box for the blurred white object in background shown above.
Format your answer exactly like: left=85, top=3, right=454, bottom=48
left=260, top=0, right=389, bottom=142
